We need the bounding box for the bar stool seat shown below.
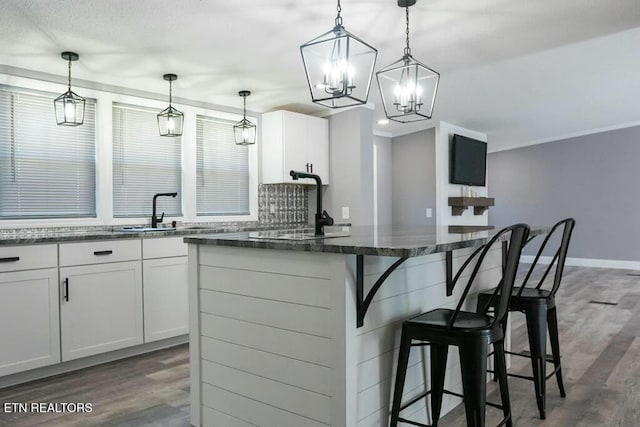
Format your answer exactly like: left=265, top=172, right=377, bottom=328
left=510, top=287, right=551, bottom=300
left=390, top=224, right=530, bottom=427
left=407, top=309, right=500, bottom=337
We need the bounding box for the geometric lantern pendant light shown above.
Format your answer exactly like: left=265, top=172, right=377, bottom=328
left=234, top=90, right=256, bottom=145
left=157, top=73, right=184, bottom=137
left=376, top=0, right=440, bottom=123
left=300, top=0, right=378, bottom=108
left=54, top=52, right=86, bottom=126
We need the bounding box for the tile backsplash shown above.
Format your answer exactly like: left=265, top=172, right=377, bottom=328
left=258, top=184, right=308, bottom=225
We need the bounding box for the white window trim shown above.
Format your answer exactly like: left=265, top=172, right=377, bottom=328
left=0, top=73, right=259, bottom=228
left=185, top=106, right=259, bottom=223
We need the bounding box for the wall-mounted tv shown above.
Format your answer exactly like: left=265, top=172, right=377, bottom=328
left=450, top=134, right=487, bottom=187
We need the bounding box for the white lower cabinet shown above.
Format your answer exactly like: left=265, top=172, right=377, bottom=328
left=143, top=256, right=189, bottom=342
left=60, top=261, right=143, bottom=361
left=0, top=268, right=60, bottom=376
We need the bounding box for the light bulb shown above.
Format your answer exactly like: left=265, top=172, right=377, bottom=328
left=320, top=52, right=355, bottom=96
left=393, top=75, right=423, bottom=114
left=64, top=101, right=75, bottom=122
left=242, top=128, right=249, bottom=141
left=167, top=117, right=175, bottom=133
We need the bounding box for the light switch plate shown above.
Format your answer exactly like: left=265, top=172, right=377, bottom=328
left=342, top=206, right=350, bottom=220
left=426, top=208, right=433, bottom=218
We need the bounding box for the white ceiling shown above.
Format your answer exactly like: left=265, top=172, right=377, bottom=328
left=1, top=0, right=639, bottom=150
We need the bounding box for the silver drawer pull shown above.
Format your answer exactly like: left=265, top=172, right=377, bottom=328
left=93, top=250, right=113, bottom=256
left=0, top=256, right=20, bottom=263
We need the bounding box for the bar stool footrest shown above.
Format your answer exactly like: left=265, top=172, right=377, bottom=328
left=395, top=418, right=432, bottom=427
left=396, top=388, right=509, bottom=426
left=505, top=349, right=557, bottom=363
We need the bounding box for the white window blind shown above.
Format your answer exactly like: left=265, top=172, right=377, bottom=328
left=196, top=115, right=250, bottom=216
left=0, top=86, right=96, bottom=219
left=112, top=103, right=182, bottom=217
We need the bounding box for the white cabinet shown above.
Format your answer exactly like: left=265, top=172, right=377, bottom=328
left=0, top=268, right=60, bottom=376
left=0, top=244, right=59, bottom=376
left=143, top=237, right=189, bottom=343
left=59, top=240, right=142, bottom=361
left=262, top=110, right=330, bottom=185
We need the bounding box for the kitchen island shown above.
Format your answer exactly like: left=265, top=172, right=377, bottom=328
left=185, top=225, right=547, bottom=427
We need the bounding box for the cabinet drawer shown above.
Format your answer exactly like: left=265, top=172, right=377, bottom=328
left=60, top=240, right=141, bottom=266
left=143, top=237, right=188, bottom=259
left=0, top=245, right=57, bottom=273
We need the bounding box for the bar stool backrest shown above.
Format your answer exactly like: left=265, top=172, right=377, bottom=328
left=516, top=218, right=576, bottom=298
left=449, top=223, right=530, bottom=330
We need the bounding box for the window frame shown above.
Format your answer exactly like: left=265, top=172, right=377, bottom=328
left=111, top=101, right=184, bottom=219
left=182, top=105, right=259, bottom=223
left=0, top=84, right=98, bottom=220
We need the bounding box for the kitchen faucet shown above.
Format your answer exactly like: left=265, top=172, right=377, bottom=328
left=151, top=192, right=178, bottom=228
left=289, top=170, right=333, bottom=236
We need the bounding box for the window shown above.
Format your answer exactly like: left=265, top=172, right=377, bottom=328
left=0, top=86, right=96, bottom=219
left=112, top=103, right=182, bottom=218
left=196, top=115, right=250, bottom=216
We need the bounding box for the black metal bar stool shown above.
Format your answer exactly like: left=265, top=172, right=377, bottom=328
left=390, top=224, right=530, bottom=427
left=477, top=218, right=575, bottom=420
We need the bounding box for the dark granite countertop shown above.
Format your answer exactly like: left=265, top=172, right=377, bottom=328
left=0, top=223, right=328, bottom=246
left=183, top=225, right=549, bottom=258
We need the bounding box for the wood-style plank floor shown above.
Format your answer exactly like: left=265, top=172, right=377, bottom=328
left=0, top=266, right=639, bottom=426
left=0, top=344, right=190, bottom=426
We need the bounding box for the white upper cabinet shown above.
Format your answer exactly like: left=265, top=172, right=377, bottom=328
left=262, top=111, right=330, bottom=185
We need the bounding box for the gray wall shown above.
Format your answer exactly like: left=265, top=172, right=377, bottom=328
left=309, top=107, right=374, bottom=226
left=489, top=125, right=640, bottom=261
left=391, top=128, right=437, bottom=226
left=374, top=135, right=392, bottom=225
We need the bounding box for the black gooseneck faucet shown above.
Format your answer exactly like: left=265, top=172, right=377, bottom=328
left=289, top=170, right=334, bottom=236
left=151, top=192, right=178, bottom=228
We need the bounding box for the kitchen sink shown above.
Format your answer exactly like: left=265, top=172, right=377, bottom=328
left=115, top=226, right=176, bottom=232
left=249, top=231, right=350, bottom=241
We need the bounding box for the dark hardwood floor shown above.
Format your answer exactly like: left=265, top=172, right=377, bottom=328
left=0, top=266, right=639, bottom=426
left=441, top=266, right=640, bottom=426
left=0, top=345, right=190, bottom=426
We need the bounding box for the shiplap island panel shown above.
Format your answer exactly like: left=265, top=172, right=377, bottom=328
left=185, top=225, right=547, bottom=427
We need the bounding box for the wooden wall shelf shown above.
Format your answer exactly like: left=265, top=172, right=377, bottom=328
left=448, top=197, right=495, bottom=216
left=448, top=225, right=496, bottom=233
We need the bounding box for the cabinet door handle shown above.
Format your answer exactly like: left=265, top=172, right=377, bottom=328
left=310, top=163, right=313, bottom=173
left=0, top=256, right=19, bottom=263
left=93, top=250, right=113, bottom=256
left=305, top=163, right=309, bottom=172
left=63, top=278, right=69, bottom=302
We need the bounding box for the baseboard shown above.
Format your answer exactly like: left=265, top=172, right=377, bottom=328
left=521, top=255, right=640, bottom=271
left=0, top=335, right=188, bottom=389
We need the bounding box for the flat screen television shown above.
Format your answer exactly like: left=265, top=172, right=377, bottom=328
left=450, top=134, right=487, bottom=186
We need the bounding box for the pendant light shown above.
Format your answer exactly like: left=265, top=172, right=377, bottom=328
left=54, top=52, right=86, bottom=126
left=300, top=0, right=378, bottom=108
left=234, top=90, right=256, bottom=145
left=376, top=0, right=440, bottom=123
left=157, top=74, right=184, bottom=137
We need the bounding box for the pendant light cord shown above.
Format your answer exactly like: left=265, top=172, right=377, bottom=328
left=67, top=59, right=72, bottom=90
left=168, top=80, right=173, bottom=107
left=404, top=6, right=411, bottom=57
left=335, top=0, right=343, bottom=26
left=243, top=94, right=247, bottom=118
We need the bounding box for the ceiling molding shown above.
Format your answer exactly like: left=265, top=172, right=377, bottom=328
left=488, top=119, right=640, bottom=153
left=373, top=130, right=393, bottom=138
